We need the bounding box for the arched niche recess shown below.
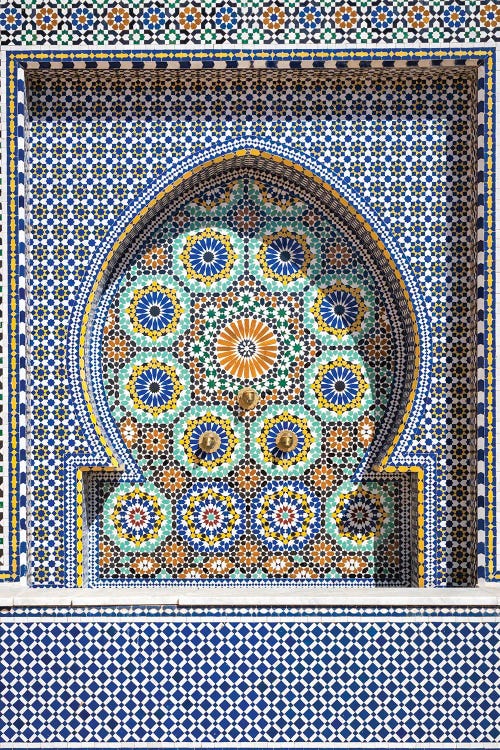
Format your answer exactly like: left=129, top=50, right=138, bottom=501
left=82, top=152, right=419, bottom=587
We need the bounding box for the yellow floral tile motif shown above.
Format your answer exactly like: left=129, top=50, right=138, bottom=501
left=182, top=485, right=242, bottom=548
left=257, top=228, right=313, bottom=285
left=310, top=281, right=367, bottom=338
left=180, top=227, right=236, bottom=285
left=256, top=410, right=314, bottom=470
left=180, top=412, right=239, bottom=471
left=125, top=359, right=183, bottom=417
left=126, top=281, right=184, bottom=341
left=257, top=485, right=315, bottom=546
left=311, top=357, right=369, bottom=415
left=110, top=487, right=166, bottom=547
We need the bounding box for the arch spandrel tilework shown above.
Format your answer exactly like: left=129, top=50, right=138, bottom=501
left=78, top=153, right=419, bottom=586
left=1, top=53, right=488, bottom=587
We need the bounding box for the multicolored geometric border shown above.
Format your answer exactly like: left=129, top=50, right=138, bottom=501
left=0, top=47, right=496, bottom=586
left=2, top=1, right=500, bottom=45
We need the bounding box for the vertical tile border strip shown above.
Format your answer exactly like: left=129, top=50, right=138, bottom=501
left=477, top=58, right=485, bottom=580
left=0, top=50, right=5, bottom=572
left=0, top=50, right=22, bottom=580
left=483, top=49, right=497, bottom=580
left=475, top=49, right=496, bottom=582
left=2, top=47, right=496, bottom=585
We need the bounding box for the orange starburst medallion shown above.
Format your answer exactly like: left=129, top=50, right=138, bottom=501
left=216, top=318, right=278, bottom=380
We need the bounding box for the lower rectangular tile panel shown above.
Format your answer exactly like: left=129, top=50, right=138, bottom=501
left=0, top=607, right=498, bottom=743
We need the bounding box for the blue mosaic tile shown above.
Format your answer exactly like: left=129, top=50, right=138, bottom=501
left=0, top=611, right=497, bottom=743
left=0, top=27, right=498, bottom=750
left=1, top=48, right=497, bottom=586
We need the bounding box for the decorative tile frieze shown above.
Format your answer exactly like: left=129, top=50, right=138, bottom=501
left=2, top=1, right=500, bottom=45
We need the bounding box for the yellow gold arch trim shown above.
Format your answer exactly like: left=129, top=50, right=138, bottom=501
left=78, top=148, right=423, bottom=585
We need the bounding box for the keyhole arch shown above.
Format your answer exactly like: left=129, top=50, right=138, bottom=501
left=74, top=146, right=424, bottom=473
left=66, top=142, right=430, bottom=586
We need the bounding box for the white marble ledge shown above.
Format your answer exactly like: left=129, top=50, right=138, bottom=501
left=0, top=584, right=499, bottom=608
